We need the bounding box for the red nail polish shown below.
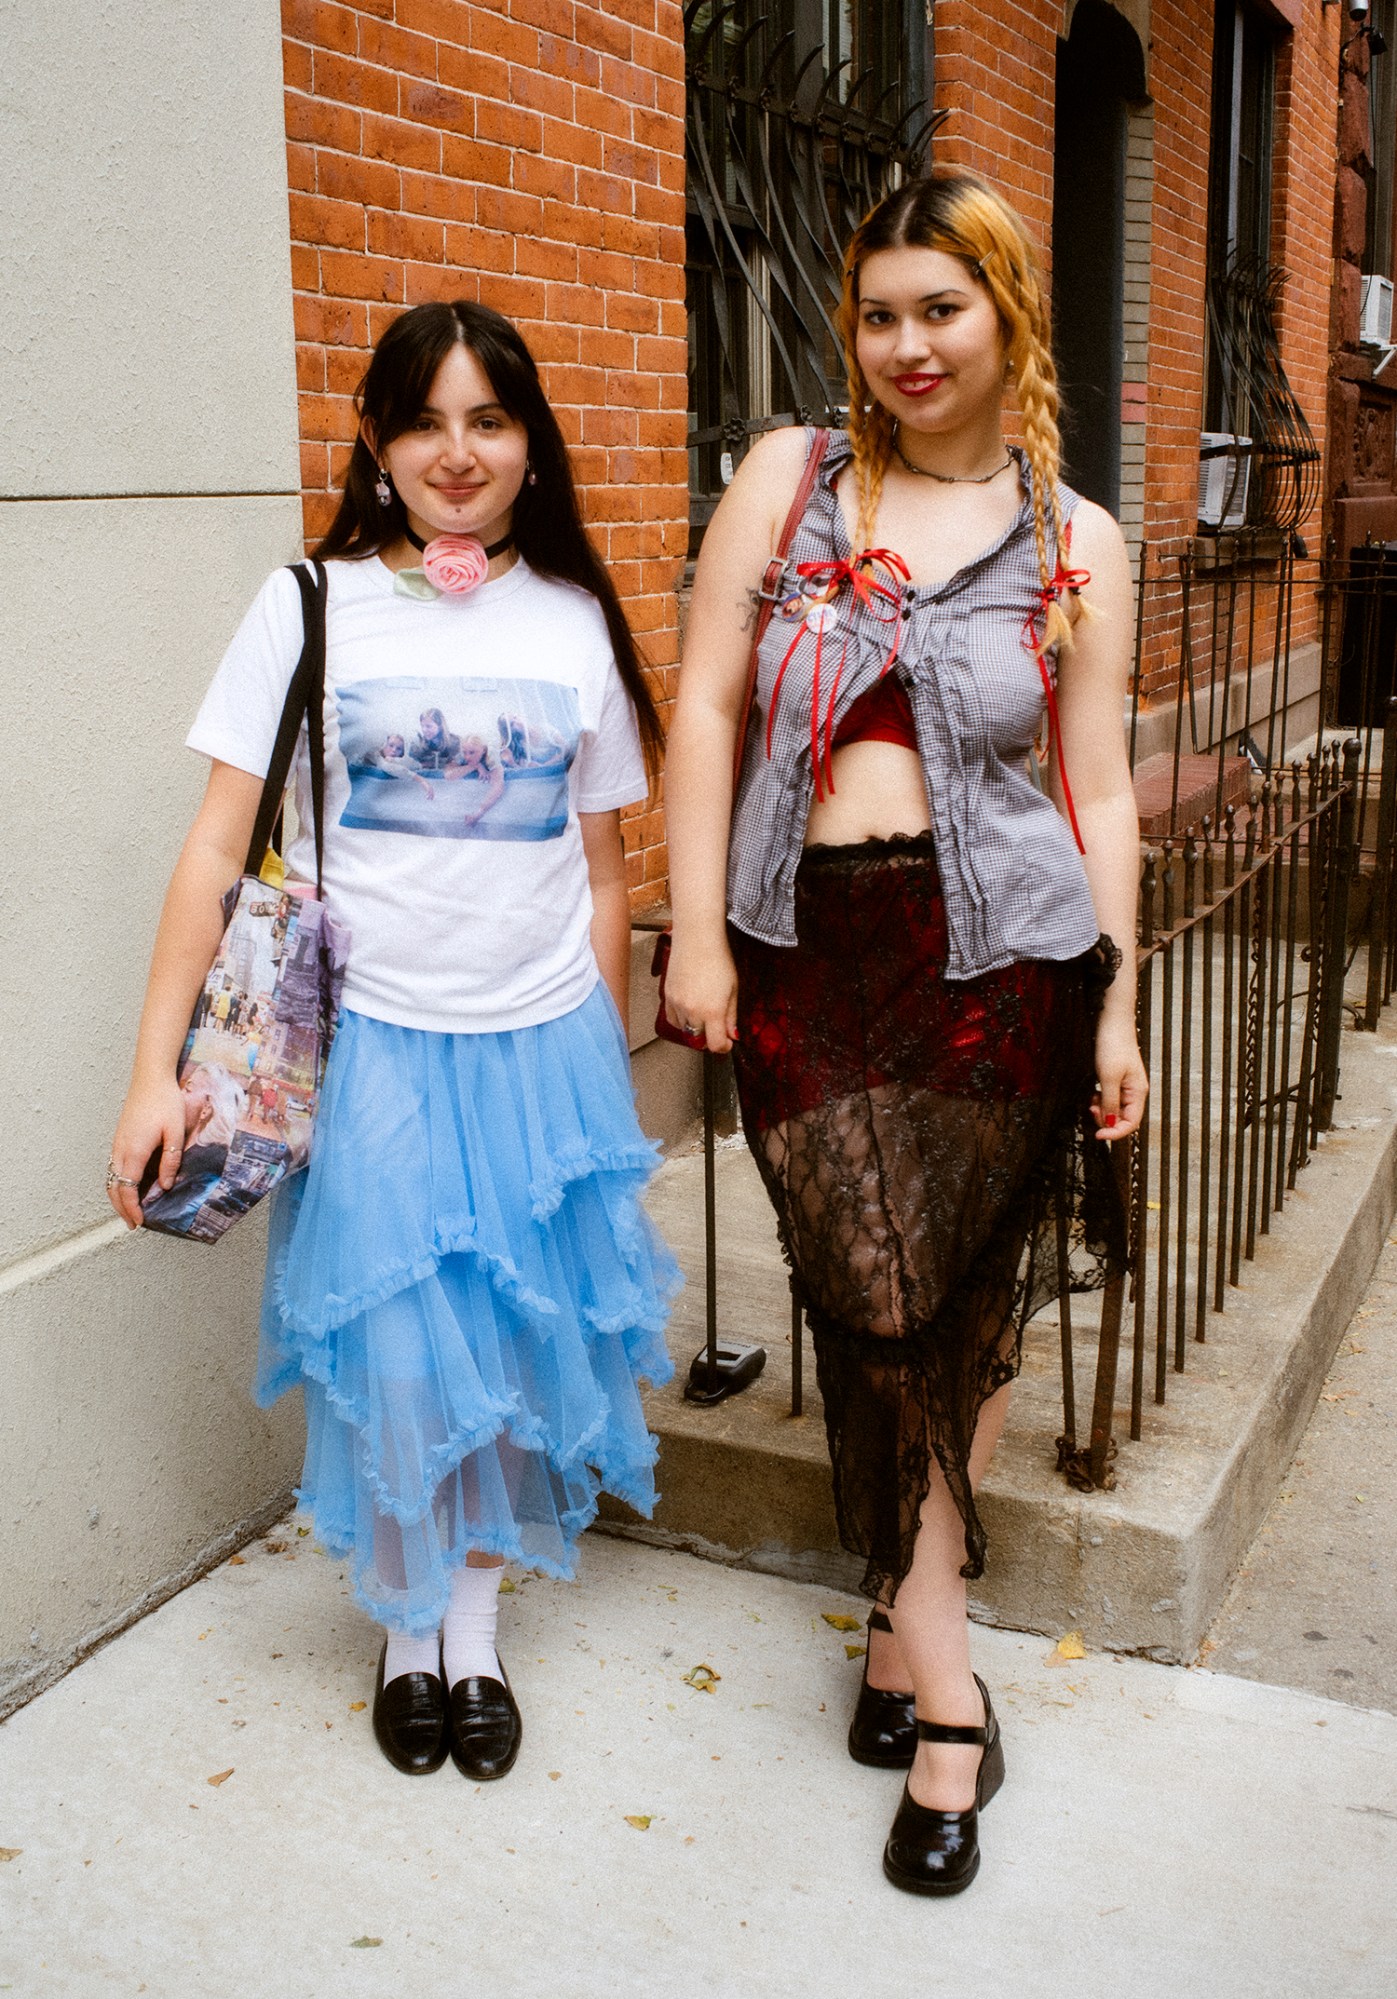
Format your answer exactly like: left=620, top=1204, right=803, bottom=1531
left=1105, top=1113, right=1118, bottom=1127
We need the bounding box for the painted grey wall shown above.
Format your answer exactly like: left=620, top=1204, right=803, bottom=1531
left=0, top=2, right=302, bottom=498
left=0, top=2, right=305, bottom=1715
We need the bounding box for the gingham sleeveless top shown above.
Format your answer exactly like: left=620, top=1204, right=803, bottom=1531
left=725, top=430, right=1103, bottom=978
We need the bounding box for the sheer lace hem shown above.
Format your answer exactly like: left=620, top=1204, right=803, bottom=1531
left=730, top=841, right=1127, bottom=1595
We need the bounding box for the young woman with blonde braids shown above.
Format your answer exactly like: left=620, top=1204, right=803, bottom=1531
left=664, top=170, right=1147, bottom=1895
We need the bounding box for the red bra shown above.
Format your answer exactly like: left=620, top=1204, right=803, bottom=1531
left=831, top=673, right=917, bottom=752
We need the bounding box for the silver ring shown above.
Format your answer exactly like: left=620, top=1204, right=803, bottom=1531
left=106, top=1164, right=139, bottom=1191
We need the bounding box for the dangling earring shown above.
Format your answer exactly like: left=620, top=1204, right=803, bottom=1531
left=375, top=465, right=392, bottom=508
left=526, top=461, right=538, bottom=487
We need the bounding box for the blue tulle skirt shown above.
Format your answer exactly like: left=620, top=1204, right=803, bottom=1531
left=255, top=985, right=680, bottom=1633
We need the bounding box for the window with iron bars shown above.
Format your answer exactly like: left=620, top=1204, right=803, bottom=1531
left=685, top=0, right=938, bottom=551
left=1201, top=0, right=1319, bottom=536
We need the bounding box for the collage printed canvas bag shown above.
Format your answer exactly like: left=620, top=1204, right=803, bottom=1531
left=141, top=563, right=349, bottom=1243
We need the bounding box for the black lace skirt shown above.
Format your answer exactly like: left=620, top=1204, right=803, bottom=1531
left=729, top=832, right=1125, bottom=1597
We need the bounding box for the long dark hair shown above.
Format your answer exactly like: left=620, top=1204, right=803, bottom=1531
left=316, top=299, right=664, bottom=779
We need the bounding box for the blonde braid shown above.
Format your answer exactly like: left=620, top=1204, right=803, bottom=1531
left=849, top=397, right=894, bottom=554
left=974, top=238, right=1073, bottom=651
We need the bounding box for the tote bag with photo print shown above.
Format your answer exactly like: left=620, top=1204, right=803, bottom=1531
left=140, top=562, right=350, bottom=1243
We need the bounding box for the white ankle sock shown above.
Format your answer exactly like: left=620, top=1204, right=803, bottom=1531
left=383, top=1629, right=440, bottom=1684
left=442, top=1562, right=503, bottom=1687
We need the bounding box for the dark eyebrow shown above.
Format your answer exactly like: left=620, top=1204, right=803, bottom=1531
left=418, top=400, right=510, bottom=417
left=860, top=290, right=967, bottom=308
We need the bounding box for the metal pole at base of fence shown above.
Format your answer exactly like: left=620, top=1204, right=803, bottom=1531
left=682, top=1049, right=768, bottom=1405
left=1316, top=740, right=1361, bottom=1126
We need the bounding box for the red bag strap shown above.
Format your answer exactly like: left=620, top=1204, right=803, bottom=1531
left=731, top=428, right=831, bottom=790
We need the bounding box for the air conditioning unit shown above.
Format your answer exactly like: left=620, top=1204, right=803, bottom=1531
left=1198, top=432, right=1252, bottom=530
left=1360, top=274, right=1394, bottom=346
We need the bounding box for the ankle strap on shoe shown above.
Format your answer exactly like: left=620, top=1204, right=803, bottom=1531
left=868, top=1607, right=894, bottom=1635
left=915, top=1717, right=987, bottom=1746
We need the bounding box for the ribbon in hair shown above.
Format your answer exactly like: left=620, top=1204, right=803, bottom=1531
left=1022, top=561, right=1092, bottom=856
left=764, top=549, right=911, bottom=802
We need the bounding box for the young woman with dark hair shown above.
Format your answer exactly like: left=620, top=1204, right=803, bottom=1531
left=664, top=170, right=1146, bottom=1894
left=108, top=298, right=678, bottom=1783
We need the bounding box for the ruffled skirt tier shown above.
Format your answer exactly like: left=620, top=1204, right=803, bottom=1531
left=255, top=987, right=679, bottom=1632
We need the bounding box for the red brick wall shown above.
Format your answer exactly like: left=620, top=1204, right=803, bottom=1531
left=930, top=1, right=1058, bottom=248
left=934, top=0, right=1342, bottom=713
left=281, top=0, right=689, bottom=910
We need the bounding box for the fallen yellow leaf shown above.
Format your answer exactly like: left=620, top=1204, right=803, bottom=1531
left=499, top=1579, right=516, bottom=1593
left=0, top=1848, right=21, bottom=1862
left=1047, top=1630, right=1086, bottom=1665
left=623, top=1815, right=652, bottom=1831
left=228, top=1555, right=245, bottom=1567
left=349, top=1702, right=366, bottom=1713
left=682, top=1663, right=721, bottom=1694
left=822, top=1613, right=862, bottom=1633
left=548, top=1771, right=561, bottom=1781
left=206, top=1769, right=234, bottom=1787
left=349, top=1937, right=382, bottom=1949
left=845, top=1644, right=866, bottom=1660
left=297, top=1526, right=310, bottom=1536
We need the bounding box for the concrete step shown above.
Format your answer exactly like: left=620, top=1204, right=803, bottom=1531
left=606, top=1020, right=1397, bottom=1662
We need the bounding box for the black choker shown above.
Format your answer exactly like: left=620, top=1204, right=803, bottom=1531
left=404, top=526, right=514, bottom=558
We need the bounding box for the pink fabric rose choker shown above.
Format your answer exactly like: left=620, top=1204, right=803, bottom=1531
left=394, top=526, right=515, bottom=601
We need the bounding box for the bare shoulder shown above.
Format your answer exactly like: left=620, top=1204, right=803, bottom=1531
left=725, top=424, right=816, bottom=517
left=1069, top=499, right=1131, bottom=582
left=696, top=425, right=815, bottom=587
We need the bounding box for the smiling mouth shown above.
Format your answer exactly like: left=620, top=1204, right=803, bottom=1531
left=893, top=374, right=945, bottom=395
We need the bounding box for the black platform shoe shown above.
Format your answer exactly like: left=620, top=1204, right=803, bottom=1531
left=882, top=1674, right=1005, bottom=1897
left=848, top=1607, right=917, bottom=1768
left=371, top=1641, right=449, bottom=1776
left=447, top=1654, right=523, bottom=1781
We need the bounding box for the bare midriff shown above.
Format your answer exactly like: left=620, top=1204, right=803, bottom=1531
left=803, top=739, right=932, bottom=847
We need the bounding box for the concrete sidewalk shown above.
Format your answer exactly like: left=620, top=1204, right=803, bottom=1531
left=1, top=1532, right=1393, bottom=1999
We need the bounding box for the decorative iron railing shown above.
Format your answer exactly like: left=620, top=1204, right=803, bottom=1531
left=684, top=0, right=942, bottom=539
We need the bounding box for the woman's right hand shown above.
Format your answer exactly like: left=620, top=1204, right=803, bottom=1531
left=663, top=935, right=740, bottom=1055
left=108, top=1075, right=187, bottom=1229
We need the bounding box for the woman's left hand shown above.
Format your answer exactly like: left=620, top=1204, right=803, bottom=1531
left=1091, top=1010, right=1149, bottom=1142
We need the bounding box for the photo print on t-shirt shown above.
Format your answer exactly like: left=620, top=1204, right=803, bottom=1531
left=336, top=675, right=580, bottom=841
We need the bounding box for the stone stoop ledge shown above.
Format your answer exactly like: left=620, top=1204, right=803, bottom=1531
left=603, top=1019, right=1397, bottom=1662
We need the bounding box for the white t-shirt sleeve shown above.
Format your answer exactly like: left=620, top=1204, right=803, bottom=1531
left=574, top=654, right=648, bottom=813
left=186, top=566, right=306, bottom=778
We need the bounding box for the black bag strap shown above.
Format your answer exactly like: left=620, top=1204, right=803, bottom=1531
left=243, top=560, right=329, bottom=895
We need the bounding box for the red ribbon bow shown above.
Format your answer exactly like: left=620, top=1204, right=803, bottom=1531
left=765, top=549, right=911, bottom=801
left=1022, top=561, right=1092, bottom=855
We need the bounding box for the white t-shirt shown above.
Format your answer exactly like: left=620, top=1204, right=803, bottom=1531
left=188, top=556, right=647, bottom=1033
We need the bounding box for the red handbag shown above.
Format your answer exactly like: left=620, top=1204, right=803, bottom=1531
left=654, top=429, right=831, bottom=1050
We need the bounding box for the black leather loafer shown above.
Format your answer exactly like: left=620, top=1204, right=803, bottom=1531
left=848, top=1607, right=917, bottom=1768
left=882, top=1675, right=1005, bottom=1897
left=448, top=1655, right=522, bottom=1781
left=371, top=1640, right=449, bottom=1776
